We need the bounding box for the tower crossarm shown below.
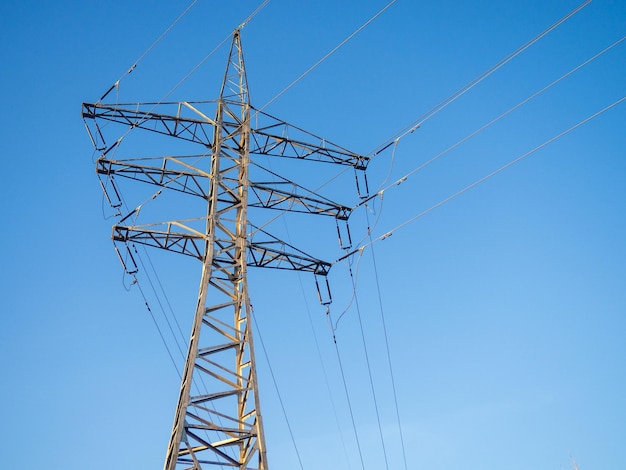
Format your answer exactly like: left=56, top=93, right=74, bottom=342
left=113, top=221, right=331, bottom=275
left=85, top=29, right=362, bottom=470
left=247, top=236, right=331, bottom=275
left=113, top=221, right=206, bottom=259
left=82, top=101, right=218, bottom=147
left=249, top=182, right=351, bottom=219
left=97, top=156, right=351, bottom=219
left=250, top=108, right=368, bottom=169
left=97, top=156, right=211, bottom=199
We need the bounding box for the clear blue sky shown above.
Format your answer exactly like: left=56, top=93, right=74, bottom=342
left=1, top=1, right=625, bottom=469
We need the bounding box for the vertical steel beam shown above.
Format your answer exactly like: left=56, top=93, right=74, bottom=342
left=163, top=30, right=266, bottom=470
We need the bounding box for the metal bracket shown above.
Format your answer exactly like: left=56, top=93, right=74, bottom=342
left=355, top=168, right=370, bottom=199
left=315, top=274, right=332, bottom=306
left=336, top=218, right=353, bottom=250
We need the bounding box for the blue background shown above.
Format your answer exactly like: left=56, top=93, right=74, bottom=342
left=1, top=1, right=624, bottom=469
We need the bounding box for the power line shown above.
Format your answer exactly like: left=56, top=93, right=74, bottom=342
left=258, top=0, right=397, bottom=112
left=368, top=0, right=593, bottom=156
left=247, top=0, right=592, bottom=239
left=98, top=0, right=270, bottom=147
left=134, top=275, right=182, bottom=377
left=252, top=310, right=305, bottom=470
left=356, top=33, right=626, bottom=212
left=347, top=262, right=390, bottom=470
left=97, top=0, right=199, bottom=103
left=134, top=246, right=187, bottom=364
left=339, top=95, right=626, bottom=263
left=365, top=209, right=409, bottom=470
left=299, top=277, right=354, bottom=470
left=332, top=330, right=366, bottom=470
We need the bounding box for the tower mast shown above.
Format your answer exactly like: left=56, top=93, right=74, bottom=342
left=83, top=28, right=368, bottom=470
left=162, top=29, right=267, bottom=469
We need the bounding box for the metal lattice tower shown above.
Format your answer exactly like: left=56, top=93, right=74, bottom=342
left=83, top=30, right=368, bottom=469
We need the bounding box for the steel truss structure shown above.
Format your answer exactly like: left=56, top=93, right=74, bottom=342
left=83, top=30, right=368, bottom=470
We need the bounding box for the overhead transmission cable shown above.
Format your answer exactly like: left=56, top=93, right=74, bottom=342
left=298, top=277, right=355, bottom=470
left=346, top=261, right=391, bottom=470
left=98, top=0, right=270, bottom=147
left=357, top=32, right=626, bottom=211
left=161, top=0, right=270, bottom=100
left=338, top=95, right=626, bottom=263
left=134, top=247, right=187, bottom=368
left=364, top=209, right=409, bottom=470
left=247, top=0, right=391, bottom=235
left=108, top=183, right=188, bottom=379
left=258, top=0, right=397, bottom=113
left=97, top=0, right=199, bottom=103
left=93, top=0, right=270, bottom=372
left=272, top=194, right=356, bottom=469
left=138, top=242, right=233, bottom=433
left=247, top=0, right=591, bottom=237
left=332, top=333, right=366, bottom=470
left=367, top=0, right=593, bottom=156
left=251, top=310, right=305, bottom=470
left=112, top=188, right=240, bottom=463
left=133, top=277, right=182, bottom=376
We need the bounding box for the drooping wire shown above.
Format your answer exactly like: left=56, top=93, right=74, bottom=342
left=375, top=139, right=400, bottom=193
left=338, top=95, right=626, bottom=263
left=134, top=274, right=182, bottom=377
left=258, top=0, right=397, bottom=113
left=133, top=245, right=187, bottom=366
left=297, top=275, right=354, bottom=470
left=142, top=245, right=188, bottom=345
left=98, top=0, right=270, bottom=149
left=246, top=0, right=588, bottom=238
left=108, top=181, right=188, bottom=377
left=251, top=309, right=305, bottom=470
left=356, top=33, right=626, bottom=213
left=331, top=323, right=366, bottom=470
left=367, top=0, right=593, bottom=156
left=364, top=207, right=409, bottom=470
left=102, top=160, right=240, bottom=463
left=333, top=248, right=366, bottom=328
left=352, top=184, right=386, bottom=250
left=345, top=260, right=391, bottom=470
left=97, top=0, right=199, bottom=103
left=137, top=240, right=233, bottom=456
left=253, top=139, right=354, bottom=468
left=264, top=161, right=351, bottom=468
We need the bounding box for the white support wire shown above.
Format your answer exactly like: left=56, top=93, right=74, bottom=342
left=355, top=32, right=626, bottom=213
left=246, top=0, right=593, bottom=240
left=257, top=0, right=397, bottom=113
left=97, top=0, right=199, bottom=104
left=367, top=0, right=593, bottom=156
left=96, top=0, right=270, bottom=150
left=90, top=2, right=621, bottom=468
left=339, top=95, right=626, bottom=263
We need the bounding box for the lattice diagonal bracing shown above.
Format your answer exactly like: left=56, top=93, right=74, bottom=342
left=83, top=29, right=367, bottom=470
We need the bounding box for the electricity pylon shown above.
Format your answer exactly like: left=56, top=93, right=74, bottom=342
left=83, top=29, right=368, bottom=469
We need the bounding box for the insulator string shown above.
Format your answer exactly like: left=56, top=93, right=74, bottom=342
left=338, top=95, right=626, bottom=264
